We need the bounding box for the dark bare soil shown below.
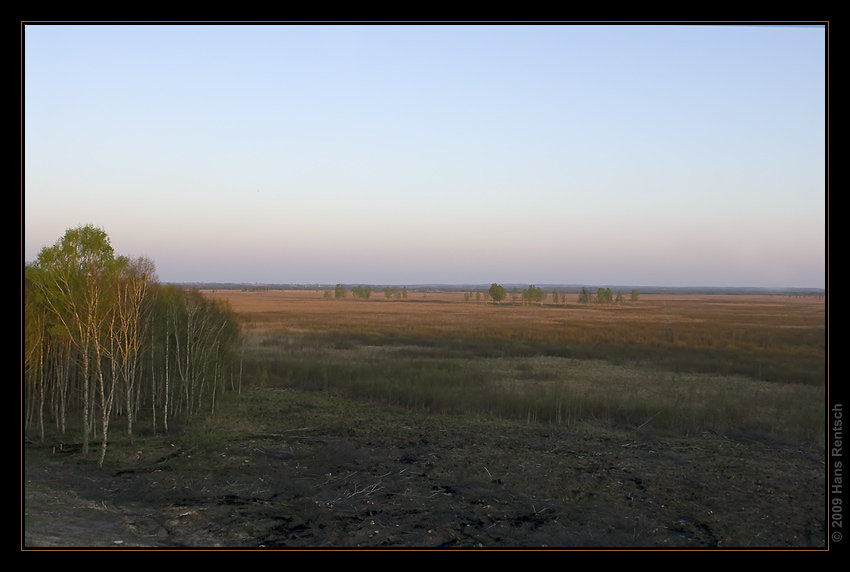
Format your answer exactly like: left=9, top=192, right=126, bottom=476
left=23, top=388, right=826, bottom=549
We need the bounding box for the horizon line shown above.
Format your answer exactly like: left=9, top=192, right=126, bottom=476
left=171, top=281, right=826, bottom=292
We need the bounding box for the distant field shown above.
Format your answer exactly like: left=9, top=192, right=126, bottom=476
left=203, top=289, right=826, bottom=444
left=206, top=289, right=824, bottom=364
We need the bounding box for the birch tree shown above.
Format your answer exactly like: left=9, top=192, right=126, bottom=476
left=112, top=256, right=157, bottom=445
left=31, top=224, right=122, bottom=457
left=24, top=265, right=48, bottom=443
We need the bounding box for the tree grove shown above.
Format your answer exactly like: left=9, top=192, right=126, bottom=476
left=24, top=225, right=242, bottom=467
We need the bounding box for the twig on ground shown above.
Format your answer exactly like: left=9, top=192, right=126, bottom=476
left=638, top=411, right=662, bottom=430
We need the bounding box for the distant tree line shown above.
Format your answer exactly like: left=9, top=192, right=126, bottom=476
left=352, top=285, right=372, bottom=299
left=24, top=225, right=242, bottom=467
left=328, top=284, right=409, bottom=300
left=326, top=282, right=642, bottom=307
left=472, top=284, right=642, bottom=307
left=577, top=287, right=639, bottom=305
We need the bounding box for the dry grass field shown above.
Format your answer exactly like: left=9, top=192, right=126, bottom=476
left=213, top=289, right=824, bottom=349
left=209, top=288, right=825, bottom=444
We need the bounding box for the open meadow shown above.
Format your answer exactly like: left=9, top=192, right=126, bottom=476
left=24, top=288, right=827, bottom=548
left=223, top=289, right=826, bottom=443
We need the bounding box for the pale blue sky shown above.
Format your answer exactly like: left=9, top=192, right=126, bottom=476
left=23, top=24, right=826, bottom=287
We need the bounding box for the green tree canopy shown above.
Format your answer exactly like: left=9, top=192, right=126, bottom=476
left=25, top=224, right=241, bottom=467
left=352, top=285, right=372, bottom=299
left=30, top=224, right=126, bottom=459
left=522, top=285, right=545, bottom=306
left=489, top=283, right=506, bottom=304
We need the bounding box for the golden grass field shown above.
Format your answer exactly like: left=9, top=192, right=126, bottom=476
left=206, top=289, right=825, bottom=359
left=204, top=288, right=826, bottom=443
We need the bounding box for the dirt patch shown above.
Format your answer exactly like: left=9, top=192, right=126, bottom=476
left=23, top=388, right=825, bottom=549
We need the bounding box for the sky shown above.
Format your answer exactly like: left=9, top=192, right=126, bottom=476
left=23, top=24, right=827, bottom=288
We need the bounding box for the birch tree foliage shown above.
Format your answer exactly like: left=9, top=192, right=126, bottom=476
left=30, top=225, right=124, bottom=458
left=25, top=225, right=242, bottom=466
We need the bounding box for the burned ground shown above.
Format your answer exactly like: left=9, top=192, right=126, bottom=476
left=24, top=387, right=825, bottom=549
